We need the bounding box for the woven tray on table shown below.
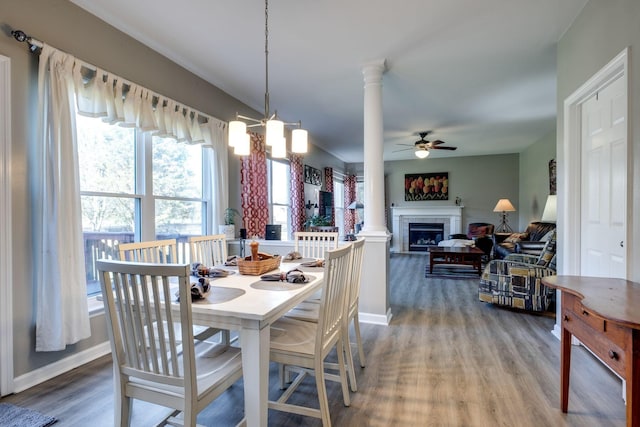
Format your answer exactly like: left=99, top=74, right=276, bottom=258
left=237, top=253, right=281, bottom=275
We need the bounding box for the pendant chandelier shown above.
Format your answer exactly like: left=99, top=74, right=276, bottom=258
left=228, top=0, right=308, bottom=157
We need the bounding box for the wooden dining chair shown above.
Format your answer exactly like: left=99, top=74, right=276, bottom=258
left=284, top=238, right=366, bottom=392
left=268, top=244, right=353, bottom=426
left=96, top=260, right=243, bottom=427
left=118, top=239, right=179, bottom=263
left=187, top=234, right=232, bottom=345
left=188, top=234, right=228, bottom=266
left=119, top=238, right=226, bottom=344
left=294, top=231, right=339, bottom=259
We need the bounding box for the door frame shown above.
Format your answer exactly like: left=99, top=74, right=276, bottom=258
left=557, top=48, right=629, bottom=336
left=0, top=54, right=13, bottom=396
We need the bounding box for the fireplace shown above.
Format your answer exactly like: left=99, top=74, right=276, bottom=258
left=408, top=222, right=444, bottom=251
left=390, top=206, right=462, bottom=253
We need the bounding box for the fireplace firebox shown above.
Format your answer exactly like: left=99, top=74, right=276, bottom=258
left=408, top=222, right=445, bottom=251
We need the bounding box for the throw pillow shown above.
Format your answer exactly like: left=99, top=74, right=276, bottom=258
left=540, top=229, right=555, bottom=242
left=504, top=232, right=528, bottom=243
left=536, top=230, right=557, bottom=267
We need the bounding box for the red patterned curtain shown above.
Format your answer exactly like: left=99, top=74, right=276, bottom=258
left=240, top=133, right=269, bottom=238
left=290, top=154, right=306, bottom=237
left=344, top=174, right=357, bottom=234
left=324, top=167, right=335, bottom=225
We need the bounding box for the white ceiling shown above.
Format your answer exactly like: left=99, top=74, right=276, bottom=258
left=70, top=0, right=588, bottom=163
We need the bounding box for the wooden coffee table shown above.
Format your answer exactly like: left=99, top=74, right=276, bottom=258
left=428, top=246, right=484, bottom=276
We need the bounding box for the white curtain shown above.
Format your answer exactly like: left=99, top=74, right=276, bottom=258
left=35, top=45, right=90, bottom=351
left=202, top=119, right=229, bottom=228
left=35, top=44, right=228, bottom=351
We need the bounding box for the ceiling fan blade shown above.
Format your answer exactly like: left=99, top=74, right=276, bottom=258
left=430, top=146, right=457, bottom=150
left=396, top=143, right=415, bottom=147
left=392, top=147, right=415, bottom=153
left=430, top=140, right=446, bottom=146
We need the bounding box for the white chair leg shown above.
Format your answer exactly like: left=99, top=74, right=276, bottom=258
left=335, top=336, right=351, bottom=407
left=353, top=314, right=366, bottom=368
left=343, top=325, right=357, bottom=392
left=315, top=360, right=333, bottom=427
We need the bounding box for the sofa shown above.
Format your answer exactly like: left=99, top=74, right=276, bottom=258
left=493, top=221, right=556, bottom=259
left=479, top=230, right=557, bottom=312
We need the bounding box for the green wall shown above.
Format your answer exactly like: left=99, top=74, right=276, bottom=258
left=519, top=130, right=556, bottom=226
left=384, top=154, right=520, bottom=231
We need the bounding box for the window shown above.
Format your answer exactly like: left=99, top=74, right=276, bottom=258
left=268, top=158, right=291, bottom=239
left=77, top=115, right=210, bottom=298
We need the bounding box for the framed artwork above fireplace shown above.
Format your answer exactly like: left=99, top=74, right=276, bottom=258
left=404, top=172, right=449, bottom=201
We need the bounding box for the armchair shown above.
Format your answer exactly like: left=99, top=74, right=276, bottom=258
left=448, top=222, right=495, bottom=260
left=479, top=231, right=556, bottom=312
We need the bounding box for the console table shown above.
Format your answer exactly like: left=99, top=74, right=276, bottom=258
left=541, top=275, right=640, bottom=427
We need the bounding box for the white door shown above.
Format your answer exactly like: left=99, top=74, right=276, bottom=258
left=580, top=75, right=627, bottom=278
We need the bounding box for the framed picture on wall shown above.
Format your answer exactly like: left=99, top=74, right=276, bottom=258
left=304, top=164, right=322, bottom=186
left=404, top=172, right=449, bottom=201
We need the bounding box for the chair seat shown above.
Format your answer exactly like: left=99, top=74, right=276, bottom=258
left=270, top=317, right=317, bottom=359
left=128, top=343, right=242, bottom=398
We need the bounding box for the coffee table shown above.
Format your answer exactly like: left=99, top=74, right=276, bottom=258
left=428, top=246, right=484, bottom=276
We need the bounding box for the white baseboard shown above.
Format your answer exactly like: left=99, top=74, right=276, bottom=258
left=359, top=307, right=392, bottom=326
left=551, top=324, right=561, bottom=340
left=13, top=341, right=111, bottom=393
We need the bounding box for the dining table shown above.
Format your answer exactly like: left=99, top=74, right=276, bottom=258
left=187, top=259, right=325, bottom=427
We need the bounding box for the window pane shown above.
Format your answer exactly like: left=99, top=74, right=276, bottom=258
left=271, top=161, right=290, bottom=204
left=77, top=115, right=135, bottom=194
left=81, top=196, right=136, bottom=296
left=272, top=205, right=289, bottom=239
left=152, top=136, right=202, bottom=198
left=155, top=199, right=203, bottom=238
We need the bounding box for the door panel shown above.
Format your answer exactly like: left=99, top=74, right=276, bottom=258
left=580, top=75, right=626, bottom=278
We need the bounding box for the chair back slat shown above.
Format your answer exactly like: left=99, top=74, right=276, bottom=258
left=348, top=238, right=366, bottom=315
left=188, top=234, right=228, bottom=266
left=98, top=260, right=193, bottom=386
left=118, top=239, right=178, bottom=263
left=316, top=244, right=353, bottom=357
left=294, top=231, right=339, bottom=259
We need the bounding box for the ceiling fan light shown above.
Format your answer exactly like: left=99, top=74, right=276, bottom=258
left=266, top=119, right=284, bottom=146
left=272, top=136, right=287, bottom=158
left=228, top=120, right=246, bottom=148
left=234, top=133, right=250, bottom=156
left=415, top=149, right=430, bottom=159
left=291, top=128, right=308, bottom=153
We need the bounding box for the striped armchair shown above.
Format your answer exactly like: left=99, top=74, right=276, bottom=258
left=478, top=231, right=556, bottom=312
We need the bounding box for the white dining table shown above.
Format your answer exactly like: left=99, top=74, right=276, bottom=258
left=187, top=260, right=324, bottom=427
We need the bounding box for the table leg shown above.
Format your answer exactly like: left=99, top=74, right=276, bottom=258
left=560, top=325, right=572, bottom=413
left=429, top=252, right=434, bottom=274
left=240, top=324, right=270, bottom=427
left=626, top=331, right=640, bottom=427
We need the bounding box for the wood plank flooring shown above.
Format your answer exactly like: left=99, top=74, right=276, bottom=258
left=1, top=253, right=627, bottom=426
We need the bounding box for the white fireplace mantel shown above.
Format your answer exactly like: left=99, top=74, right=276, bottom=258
left=391, top=206, right=463, bottom=253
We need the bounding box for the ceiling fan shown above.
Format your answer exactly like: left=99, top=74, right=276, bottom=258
left=394, top=131, right=457, bottom=159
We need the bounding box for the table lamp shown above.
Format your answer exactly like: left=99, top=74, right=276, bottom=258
left=541, top=195, right=557, bottom=222
left=493, top=198, right=516, bottom=233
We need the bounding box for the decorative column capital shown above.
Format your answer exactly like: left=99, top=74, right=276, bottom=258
left=362, top=59, right=387, bottom=83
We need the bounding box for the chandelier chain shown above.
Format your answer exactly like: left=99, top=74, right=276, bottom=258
left=264, top=0, right=270, bottom=118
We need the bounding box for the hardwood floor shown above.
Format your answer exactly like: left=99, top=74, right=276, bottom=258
left=1, top=253, right=626, bottom=426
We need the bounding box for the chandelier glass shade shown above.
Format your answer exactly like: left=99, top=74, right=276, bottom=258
left=415, top=149, right=430, bottom=159
left=228, top=0, right=308, bottom=156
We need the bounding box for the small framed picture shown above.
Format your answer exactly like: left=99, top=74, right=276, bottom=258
left=304, top=165, right=322, bottom=186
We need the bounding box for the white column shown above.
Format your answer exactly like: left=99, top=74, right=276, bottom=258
left=358, top=59, right=392, bottom=326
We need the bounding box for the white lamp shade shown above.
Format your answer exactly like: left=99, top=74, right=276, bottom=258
left=228, top=120, right=246, bottom=148
left=493, top=199, right=516, bottom=212
left=271, top=136, right=286, bottom=158
left=415, top=149, right=430, bottom=159
left=265, top=119, right=284, bottom=146
left=541, top=195, right=557, bottom=222
left=291, top=128, right=308, bottom=153
left=234, top=133, right=250, bottom=156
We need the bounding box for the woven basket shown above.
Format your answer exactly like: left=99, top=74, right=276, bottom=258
left=237, top=254, right=281, bottom=276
